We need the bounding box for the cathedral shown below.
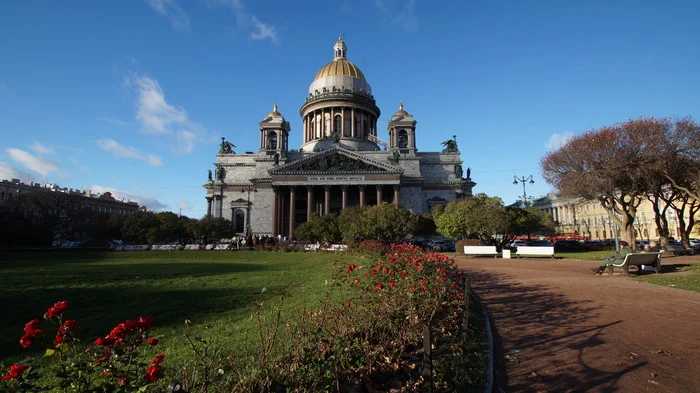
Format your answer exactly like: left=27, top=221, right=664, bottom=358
left=203, top=38, right=475, bottom=238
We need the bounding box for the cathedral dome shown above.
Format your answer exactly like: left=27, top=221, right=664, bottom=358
left=308, top=38, right=372, bottom=95
left=313, top=59, right=366, bottom=81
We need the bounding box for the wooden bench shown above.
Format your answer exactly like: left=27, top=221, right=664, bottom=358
left=607, top=252, right=661, bottom=275
left=463, top=245, right=499, bottom=258
left=515, top=246, right=555, bottom=258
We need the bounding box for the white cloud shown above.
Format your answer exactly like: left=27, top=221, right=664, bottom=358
left=0, top=162, right=31, bottom=181
left=177, top=199, right=191, bottom=210
left=97, top=138, right=164, bottom=167
left=29, top=141, right=55, bottom=155
left=6, top=148, right=60, bottom=177
left=250, top=16, right=277, bottom=42
left=90, top=185, right=168, bottom=211
left=374, top=0, right=418, bottom=32
left=145, top=0, right=190, bottom=30
left=207, top=0, right=278, bottom=43
left=99, top=117, right=128, bottom=126
left=545, top=131, right=574, bottom=151
left=125, top=74, right=208, bottom=154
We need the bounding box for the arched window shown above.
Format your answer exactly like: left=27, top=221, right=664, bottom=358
left=234, top=209, right=246, bottom=233
left=398, top=129, right=408, bottom=148
left=334, top=115, right=342, bottom=133
left=268, top=132, right=277, bottom=150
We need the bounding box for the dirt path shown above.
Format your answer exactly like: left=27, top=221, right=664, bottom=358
left=454, top=255, right=700, bottom=393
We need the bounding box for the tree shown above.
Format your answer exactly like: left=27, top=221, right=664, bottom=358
left=435, top=194, right=509, bottom=244
left=506, top=206, right=557, bottom=241
left=361, top=203, right=418, bottom=243
left=541, top=118, right=665, bottom=246
left=121, top=212, right=160, bottom=244
left=294, top=213, right=341, bottom=243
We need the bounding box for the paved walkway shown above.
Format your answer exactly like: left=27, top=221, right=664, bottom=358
left=454, top=255, right=700, bottom=393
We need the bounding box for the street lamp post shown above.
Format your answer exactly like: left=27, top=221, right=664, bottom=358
left=513, top=175, right=535, bottom=207
left=241, top=185, right=257, bottom=237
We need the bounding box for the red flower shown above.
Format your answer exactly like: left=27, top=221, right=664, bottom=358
left=23, top=319, right=42, bottom=336
left=151, top=353, right=166, bottom=365
left=147, top=337, right=159, bottom=346
left=95, top=336, right=117, bottom=347
left=2, top=364, right=29, bottom=381
left=409, top=288, right=416, bottom=293
left=101, top=370, right=110, bottom=376
left=375, top=283, right=384, bottom=291
left=144, top=365, right=163, bottom=382
left=344, top=302, right=351, bottom=307
left=19, top=333, right=35, bottom=348
left=54, top=320, right=79, bottom=346
left=400, top=272, right=407, bottom=278
left=363, top=273, right=369, bottom=278
left=120, top=378, right=129, bottom=386
left=353, top=279, right=360, bottom=285
left=45, top=301, right=69, bottom=319
left=94, top=349, right=111, bottom=365
left=388, top=281, right=396, bottom=288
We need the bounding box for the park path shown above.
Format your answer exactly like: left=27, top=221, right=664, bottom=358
left=453, top=255, right=700, bottom=393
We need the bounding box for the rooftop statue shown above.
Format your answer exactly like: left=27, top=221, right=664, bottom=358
left=441, top=135, right=459, bottom=153
left=219, top=137, right=236, bottom=154
left=208, top=169, right=212, bottom=181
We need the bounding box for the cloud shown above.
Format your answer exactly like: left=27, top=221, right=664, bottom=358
left=0, top=162, right=31, bottom=181
left=374, top=0, right=418, bottom=32
left=176, top=199, right=191, bottom=210
left=6, top=148, right=60, bottom=177
left=125, top=74, right=208, bottom=154
left=97, top=138, right=164, bottom=166
left=99, top=117, right=128, bottom=126
left=90, top=185, right=168, bottom=211
left=145, top=0, right=190, bottom=30
left=30, top=141, right=55, bottom=155
left=545, top=131, right=574, bottom=151
left=207, top=0, right=278, bottom=43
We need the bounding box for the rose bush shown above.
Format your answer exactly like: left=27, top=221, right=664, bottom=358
left=1, top=301, right=165, bottom=393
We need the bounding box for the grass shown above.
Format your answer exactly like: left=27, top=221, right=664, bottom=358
left=637, top=263, right=700, bottom=293
left=0, top=250, right=354, bottom=364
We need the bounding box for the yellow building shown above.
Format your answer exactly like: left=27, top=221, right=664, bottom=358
left=532, top=193, right=698, bottom=240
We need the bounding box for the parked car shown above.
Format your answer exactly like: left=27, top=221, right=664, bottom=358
left=426, top=240, right=455, bottom=252
left=528, top=240, right=553, bottom=247
left=554, top=240, right=582, bottom=252
left=507, top=240, right=528, bottom=251
left=60, top=241, right=82, bottom=249
left=581, top=240, right=609, bottom=251
left=689, top=239, right=700, bottom=253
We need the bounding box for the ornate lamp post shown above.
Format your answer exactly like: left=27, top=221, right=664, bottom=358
left=241, top=185, right=257, bottom=236
left=513, top=175, right=535, bottom=207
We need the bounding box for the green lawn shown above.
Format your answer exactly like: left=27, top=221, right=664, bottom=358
left=0, top=251, right=354, bottom=363
left=637, top=263, right=700, bottom=293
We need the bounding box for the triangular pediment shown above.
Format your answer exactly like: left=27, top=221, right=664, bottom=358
left=269, top=147, right=402, bottom=175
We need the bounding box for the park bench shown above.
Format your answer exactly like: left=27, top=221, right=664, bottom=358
left=665, top=244, right=693, bottom=256
left=607, top=252, right=661, bottom=275
left=515, top=246, right=555, bottom=258
left=463, top=245, right=499, bottom=258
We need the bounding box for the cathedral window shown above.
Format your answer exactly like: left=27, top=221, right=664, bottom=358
left=268, top=132, right=277, bottom=150
left=398, top=129, right=408, bottom=148
left=363, top=120, right=368, bottom=138
left=234, top=209, right=245, bottom=233
left=334, top=115, right=342, bottom=133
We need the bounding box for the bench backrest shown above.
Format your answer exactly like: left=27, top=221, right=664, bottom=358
left=665, top=244, right=685, bottom=252
left=463, top=246, right=498, bottom=254
left=516, top=246, right=554, bottom=255
left=623, top=252, right=660, bottom=265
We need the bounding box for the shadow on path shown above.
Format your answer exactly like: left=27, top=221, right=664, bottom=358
left=464, top=269, right=642, bottom=393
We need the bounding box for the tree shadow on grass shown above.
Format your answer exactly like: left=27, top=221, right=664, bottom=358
left=463, top=270, right=640, bottom=393
left=0, top=283, right=293, bottom=360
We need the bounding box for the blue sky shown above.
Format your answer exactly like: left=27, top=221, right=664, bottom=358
left=1, top=0, right=699, bottom=217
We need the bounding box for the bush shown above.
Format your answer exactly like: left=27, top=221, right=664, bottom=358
left=455, top=239, right=486, bottom=254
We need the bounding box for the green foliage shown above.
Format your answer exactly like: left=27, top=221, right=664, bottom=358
left=435, top=195, right=509, bottom=243
left=507, top=206, right=558, bottom=239
left=360, top=203, right=418, bottom=243
left=294, top=213, right=341, bottom=243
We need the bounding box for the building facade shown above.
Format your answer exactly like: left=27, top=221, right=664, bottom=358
left=532, top=192, right=697, bottom=240
left=203, top=38, right=475, bottom=238
left=0, top=178, right=140, bottom=215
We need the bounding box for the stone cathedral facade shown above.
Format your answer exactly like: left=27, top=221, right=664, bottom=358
left=203, top=38, right=475, bottom=238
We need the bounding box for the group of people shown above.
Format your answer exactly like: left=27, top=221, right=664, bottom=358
left=228, top=234, right=292, bottom=250
left=592, top=240, right=659, bottom=275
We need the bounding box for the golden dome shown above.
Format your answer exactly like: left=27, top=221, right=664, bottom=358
left=313, top=59, right=366, bottom=82
left=266, top=102, right=282, bottom=117
left=394, top=101, right=409, bottom=117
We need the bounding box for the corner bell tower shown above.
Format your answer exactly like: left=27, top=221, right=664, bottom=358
left=259, top=103, right=290, bottom=154
left=387, top=102, right=417, bottom=152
